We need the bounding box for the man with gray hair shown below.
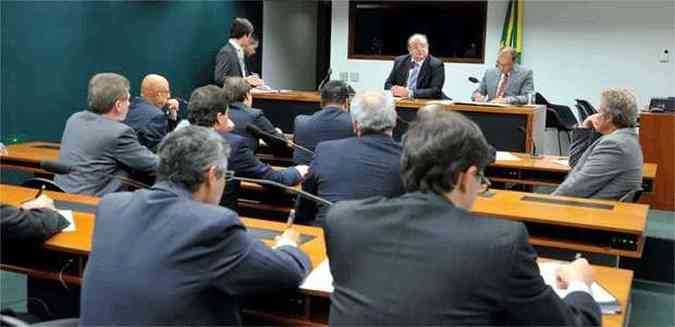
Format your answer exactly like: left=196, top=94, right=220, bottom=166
left=295, top=90, right=405, bottom=226
left=385, top=33, right=446, bottom=99
left=554, top=88, right=643, bottom=200
left=80, top=125, right=311, bottom=325
left=55, top=73, right=158, bottom=196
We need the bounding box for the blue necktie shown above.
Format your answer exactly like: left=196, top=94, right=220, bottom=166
left=407, top=62, right=420, bottom=92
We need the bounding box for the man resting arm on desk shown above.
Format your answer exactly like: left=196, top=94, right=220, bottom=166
left=472, top=47, right=534, bottom=105
left=384, top=33, right=446, bottom=99
left=554, top=89, right=643, bottom=200
left=80, top=126, right=310, bottom=326
left=1, top=195, right=69, bottom=243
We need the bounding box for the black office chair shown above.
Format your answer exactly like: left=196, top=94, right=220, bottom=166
left=575, top=103, right=589, bottom=122
left=575, top=99, right=597, bottom=118
left=21, top=178, right=66, bottom=193
left=619, top=188, right=643, bottom=203
left=537, top=93, right=577, bottom=155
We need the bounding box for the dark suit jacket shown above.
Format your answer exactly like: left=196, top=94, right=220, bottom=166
left=0, top=205, right=69, bottom=243
left=384, top=54, right=446, bottom=99
left=228, top=102, right=289, bottom=156
left=220, top=132, right=302, bottom=210
left=80, top=181, right=311, bottom=326
left=292, top=106, right=355, bottom=164
left=214, top=42, right=244, bottom=85
left=55, top=111, right=158, bottom=196
left=295, top=134, right=404, bottom=225
left=123, top=97, right=177, bottom=151
left=325, top=191, right=602, bottom=326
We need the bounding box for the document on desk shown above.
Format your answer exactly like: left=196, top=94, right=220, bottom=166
left=552, top=159, right=570, bottom=167
left=495, top=151, right=521, bottom=161
left=538, top=262, right=620, bottom=314
left=57, top=210, right=76, bottom=232
left=300, top=259, right=334, bottom=293
left=453, top=101, right=510, bottom=108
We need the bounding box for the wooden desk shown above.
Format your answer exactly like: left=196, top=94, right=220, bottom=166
left=639, top=112, right=674, bottom=210
left=0, top=141, right=59, bottom=174
left=489, top=153, right=658, bottom=193
left=253, top=90, right=546, bottom=154
left=0, top=184, right=633, bottom=327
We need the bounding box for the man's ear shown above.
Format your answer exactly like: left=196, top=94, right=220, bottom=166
left=352, top=121, right=359, bottom=136
left=457, top=166, right=478, bottom=193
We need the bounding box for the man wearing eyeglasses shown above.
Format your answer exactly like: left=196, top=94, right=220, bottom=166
left=55, top=73, right=158, bottom=196
left=123, top=74, right=180, bottom=151
left=324, top=110, right=600, bottom=325
left=472, top=47, right=534, bottom=105
left=384, top=34, right=447, bottom=99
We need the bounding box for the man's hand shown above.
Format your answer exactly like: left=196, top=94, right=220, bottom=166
left=391, top=86, right=410, bottom=98
left=245, top=75, right=264, bottom=87
left=556, top=258, right=596, bottom=289
left=273, top=228, right=301, bottom=248
left=166, top=99, right=179, bottom=120
left=472, top=92, right=486, bottom=102
left=21, top=194, right=56, bottom=211
left=294, top=165, right=309, bottom=178
left=582, top=113, right=602, bottom=129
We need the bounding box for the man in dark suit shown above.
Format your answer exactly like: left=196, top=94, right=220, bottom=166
left=324, top=110, right=601, bottom=325
left=55, top=73, right=158, bottom=196
left=186, top=85, right=308, bottom=210
left=295, top=90, right=404, bottom=226
left=1, top=195, right=69, bottom=243
left=223, top=77, right=289, bottom=156
left=123, top=74, right=180, bottom=150
left=384, top=33, right=446, bottom=99
left=293, top=80, right=355, bottom=164
left=80, top=125, right=311, bottom=326
left=214, top=17, right=263, bottom=87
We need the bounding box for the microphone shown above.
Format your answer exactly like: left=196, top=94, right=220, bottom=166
left=246, top=124, right=315, bottom=156
left=317, top=68, right=332, bottom=91
left=468, top=76, right=480, bottom=84
left=230, top=175, right=333, bottom=207
left=39, top=160, right=150, bottom=189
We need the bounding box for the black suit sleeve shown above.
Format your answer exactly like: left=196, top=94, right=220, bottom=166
left=214, top=49, right=238, bottom=85
left=141, top=114, right=169, bottom=151
left=413, top=59, right=445, bottom=99
left=0, top=204, right=69, bottom=242
left=251, top=110, right=290, bottom=156
left=231, top=141, right=302, bottom=186
left=568, top=128, right=602, bottom=169
left=502, top=224, right=601, bottom=326
left=384, top=57, right=403, bottom=90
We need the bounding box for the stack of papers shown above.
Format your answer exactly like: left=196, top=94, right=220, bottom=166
left=496, top=151, right=521, bottom=161
left=57, top=210, right=76, bottom=232
left=453, top=101, right=510, bottom=108
left=539, top=262, right=620, bottom=314
left=300, top=259, right=334, bottom=293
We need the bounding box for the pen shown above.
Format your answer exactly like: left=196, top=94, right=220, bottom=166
left=34, top=185, right=46, bottom=199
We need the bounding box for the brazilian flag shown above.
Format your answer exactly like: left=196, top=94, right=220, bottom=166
left=500, top=0, right=524, bottom=63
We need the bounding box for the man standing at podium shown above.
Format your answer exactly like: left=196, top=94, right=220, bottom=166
left=214, top=17, right=263, bottom=87
left=472, top=47, right=534, bottom=105
left=384, top=34, right=446, bottom=99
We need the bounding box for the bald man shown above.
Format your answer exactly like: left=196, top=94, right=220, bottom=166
left=385, top=34, right=446, bottom=99
left=123, top=74, right=180, bottom=150
left=472, top=47, right=534, bottom=105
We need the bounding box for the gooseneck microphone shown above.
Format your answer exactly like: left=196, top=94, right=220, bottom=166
left=468, top=76, right=480, bottom=84
left=246, top=124, right=315, bottom=156
left=39, top=161, right=150, bottom=189
left=317, top=68, right=333, bottom=91
left=231, top=175, right=333, bottom=207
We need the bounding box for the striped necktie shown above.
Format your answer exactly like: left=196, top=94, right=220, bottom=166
left=407, top=62, right=420, bottom=92
left=496, top=73, right=510, bottom=98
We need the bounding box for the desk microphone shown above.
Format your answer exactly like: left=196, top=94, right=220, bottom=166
left=468, top=76, right=480, bottom=84
left=246, top=124, right=315, bottom=156
left=40, top=160, right=150, bottom=189
left=317, top=68, right=332, bottom=91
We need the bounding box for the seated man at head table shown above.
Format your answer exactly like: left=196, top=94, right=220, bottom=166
left=472, top=46, right=534, bottom=105
left=186, top=84, right=308, bottom=210
left=324, top=110, right=600, bottom=325
left=222, top=76, right=289, bottom=156
left=79, top=126, right=311, bottom=326
left=1, top=195, right=69, bottom=244
left=122, top=74, right=180, bottom=151
left=214, top=17, right=263, bottom=87
left=295, top=90, right=405, bottom=226
left=55, top=73, right=158, bottom=196
left=384, top=33, right=447, bottom=99
left=554, top=89, right=643, bottom=200
left=293, top=80, right=356, bottom=165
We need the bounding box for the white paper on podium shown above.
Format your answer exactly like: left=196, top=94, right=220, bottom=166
left=57, top=210, right=76, bottom=232
left=300, top=259, right=334, bottom=293
left=553, top=159, right=570, bottom=167
left=495, top=151, right=521, bottom=161
left=454, top=101, right=509, bottom=108
left=538, top=262, right=620, bottom=313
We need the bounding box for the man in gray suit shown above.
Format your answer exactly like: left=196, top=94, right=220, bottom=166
left=472, top=47, right=534, bottom=105
left=55, top=73, right=158, bottom=196
left=554, top=89, right=643, bottom=200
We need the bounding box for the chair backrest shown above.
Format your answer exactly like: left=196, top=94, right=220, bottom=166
left=545, top=108, right=564, bottom=128
left=619, top=188, right=643, bottom=203
left=551, top=104, right=578, bottom=129
left=575, top=99, right=597, bottom=118
left=575, top=103, right=589, bottom=122
left=21, top=178, right=66, bottom=193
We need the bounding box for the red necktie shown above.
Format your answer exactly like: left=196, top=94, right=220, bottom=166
left=496, top=73, right=510, bottom=98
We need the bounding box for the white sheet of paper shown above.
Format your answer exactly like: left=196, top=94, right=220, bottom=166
left=300, top=259, right=334, bottom=293
left=553, top=159, right=570, bottom=167
left=538, top=262, right=617, bottom=304
left=57, top=210, right=76, bottom=232
left=495, top=151, right=520, bottom=161
left=454, top=101, right=509, bottom=108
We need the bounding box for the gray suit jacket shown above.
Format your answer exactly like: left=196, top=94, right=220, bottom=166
left=55, top=111, right=158, bottom=196
left=214, top=42, right=244, bottom=85
left=474, top=64, right=534, bottom=105
left=553, top=128, right=643, bottom=200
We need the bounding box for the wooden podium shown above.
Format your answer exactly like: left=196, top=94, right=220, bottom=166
left=639, top=112, right=674, bottom=210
